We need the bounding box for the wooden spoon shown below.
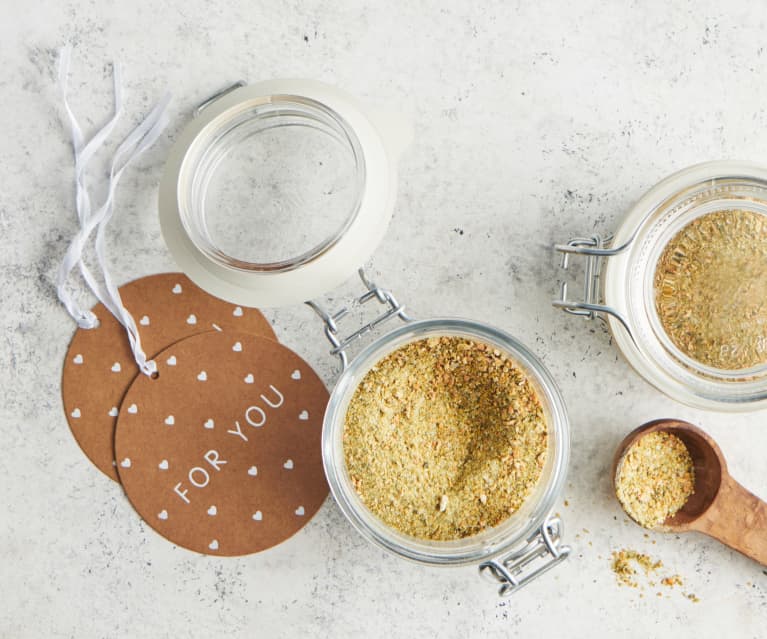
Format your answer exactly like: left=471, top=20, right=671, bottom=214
left=612, top=419, right=767, bottom=566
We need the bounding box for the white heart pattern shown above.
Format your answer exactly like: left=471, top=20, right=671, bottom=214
left=247, top=466, right=258, bottom=476
left=139, top=315, right=150, bottom=326
left=158, top=510, right=168, bottom=520
left=120, top=458, right=131, bottom=468
left=232, top=341, right=242, bottom=352
left=299, top=410, right=309, bottom=421
left=111, top=362, right=121, bottom=373
left=291, top=369, right=301, bottom=380
left=73, top=353, right=84, bottom=365
left=295, top=506, right=305, bottom=516
left=244, top=373, right=254, bottom=384
left=204, top=418, right=215, bottom=429
left=70, top=408, right=81, bottom=419
left=208, top=540, right=219, bottom=551
left=283, top=459, right=294, bottom=470
left=127, top=403, right=138, bottom=414
left=172, top=283, right=182, bottom=294
left=158, top=459, right=169, bottom=470
left=164, top=415, right=175, bottom=426
left=108, top=407, right=118, bottom=417
left=233, top=306, right=243, bottom=317
left=166, top=355, right=177, bottom=366
left=252, top=511, right=263, bottom=521
left=207, top=505, right=217, bottom=516
left=186, top=314, right=197, bottom=325
left=197, top=371, right=207, bottom=381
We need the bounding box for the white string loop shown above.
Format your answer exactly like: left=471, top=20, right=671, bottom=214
left=56, top=47, right=171, bottom=375
left=56, top=46, right=124, bottom=328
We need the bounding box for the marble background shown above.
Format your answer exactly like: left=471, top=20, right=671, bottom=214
left=2, top=1, right=767, bottom=636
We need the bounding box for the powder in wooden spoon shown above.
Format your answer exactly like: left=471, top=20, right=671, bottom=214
left=615, top=431, right=695, bottom=529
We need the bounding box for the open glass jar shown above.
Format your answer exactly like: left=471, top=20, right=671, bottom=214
left=159, top=81, right=570, bottom=596
left=555, top=161, right=767, bottom=411
left=318, top=302, right=571, bottom=594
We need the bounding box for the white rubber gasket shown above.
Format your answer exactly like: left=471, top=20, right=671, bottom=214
left=159, top=79, right=408, bottom=307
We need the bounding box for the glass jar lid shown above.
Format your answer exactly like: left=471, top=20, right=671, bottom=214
left=159, top=80, right=411, bottom=307
left=604, top=161, right=767, bottom=409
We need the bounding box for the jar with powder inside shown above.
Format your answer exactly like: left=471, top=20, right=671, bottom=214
left=323, top=318, right=570, bottom=593
left=555, top=161, right=767, bottom=410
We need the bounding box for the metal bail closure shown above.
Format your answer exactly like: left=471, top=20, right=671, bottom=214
left=479, top=515, right=571, bottom=597
left=307, top=268, right=412, bottom=369
left=193, top=81, right=246, bottom=118
left=552, top=234, right=636, bottom=343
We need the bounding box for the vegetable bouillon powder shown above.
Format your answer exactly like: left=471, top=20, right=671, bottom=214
left=343, top=336, right=547, bottom=541
left=654, top=209, right=767, bottom=370
left=615, top=431, right=694, bottom=529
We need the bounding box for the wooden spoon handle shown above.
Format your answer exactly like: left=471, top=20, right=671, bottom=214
left=698, top=474, right=767, bottom=566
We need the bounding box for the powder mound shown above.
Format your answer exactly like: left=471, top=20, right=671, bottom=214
left=615, top=431, right=694, bottom=529
left=343, top=335, right=548, bottom=541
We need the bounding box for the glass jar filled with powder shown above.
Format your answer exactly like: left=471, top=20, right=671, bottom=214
left=555, top=161, right=767, bottom=410
left=322, top=319, right=570, bottom=593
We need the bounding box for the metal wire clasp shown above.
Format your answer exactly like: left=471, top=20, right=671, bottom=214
left=552, top=234, right=635, bottom=342
left=193, top=81, right=246, bottom=118
left=307, top=269, right=412, bottom=369
left=479, top=516, right=571, bottom=597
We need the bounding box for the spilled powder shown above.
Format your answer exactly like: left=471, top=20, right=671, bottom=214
left=611, top=549, right=663, bottom=588
left=610, top=549, right=699, bottom=602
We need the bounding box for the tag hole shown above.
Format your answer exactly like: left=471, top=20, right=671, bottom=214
left=150, top=371, right=160, bottom=380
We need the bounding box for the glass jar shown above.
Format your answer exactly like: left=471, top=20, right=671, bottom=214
left=555, top=161, right=767, bottom=411
left=319, top=311, right=570, bottom=594
left=159, top=81, right=571, bottom=596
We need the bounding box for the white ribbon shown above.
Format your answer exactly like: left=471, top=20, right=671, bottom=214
left=56, top=47, right=171, bottom=376
left=56, top=46, right=123, bottom=328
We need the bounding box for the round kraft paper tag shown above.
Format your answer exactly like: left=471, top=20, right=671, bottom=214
left=62, top=273, right=276, bottom=482
left=114, top=331, right=330, bottom=556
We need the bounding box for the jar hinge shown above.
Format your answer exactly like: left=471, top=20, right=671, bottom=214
left=307, top=268, right=413, bottom=369
left=479, top=515, right=571, bottom=597
left=552, top=234, right=636, bottom=343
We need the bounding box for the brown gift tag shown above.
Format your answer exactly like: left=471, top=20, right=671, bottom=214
left=61, top=273, right=276, bottom=481
left=114, top=331, right=330, bottom=556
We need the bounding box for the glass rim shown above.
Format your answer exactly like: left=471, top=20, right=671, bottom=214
left=176, top=94, right=366, bottom=273
left=159, top=79, right=403, bottom=307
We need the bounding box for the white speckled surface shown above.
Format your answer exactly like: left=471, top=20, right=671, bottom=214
left=2, top=1, right=767, bottom=636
